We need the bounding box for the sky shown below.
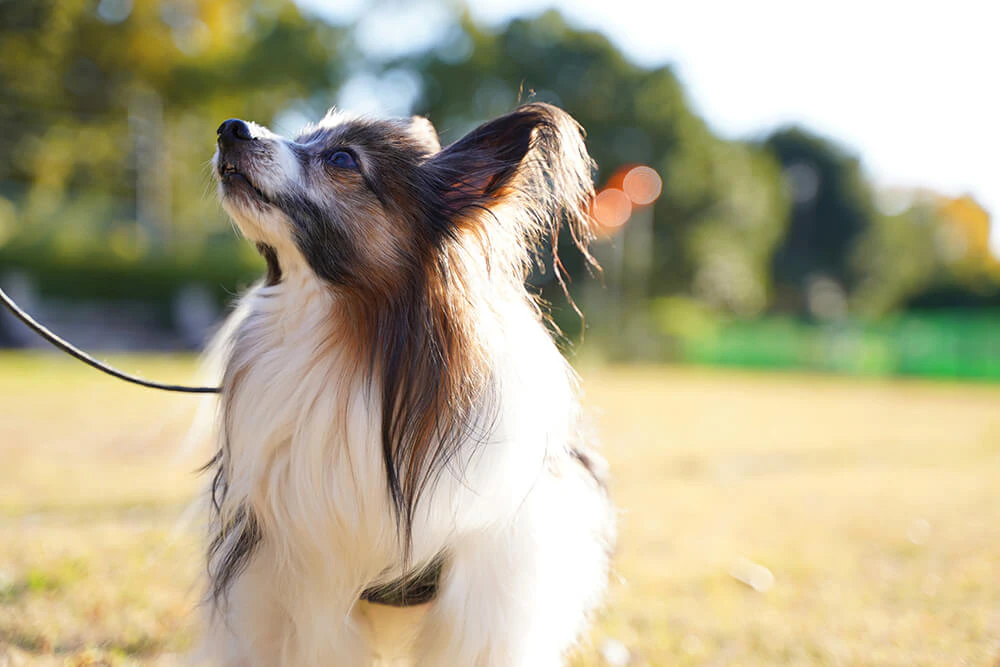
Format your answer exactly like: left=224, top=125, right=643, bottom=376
left=300, top=0, right=999, bottom=253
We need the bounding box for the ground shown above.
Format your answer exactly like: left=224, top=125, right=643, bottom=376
left=1, top=353, right=998, bottom=666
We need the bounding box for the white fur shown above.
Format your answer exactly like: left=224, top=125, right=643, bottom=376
left=201, top=118, right=613, bottom=666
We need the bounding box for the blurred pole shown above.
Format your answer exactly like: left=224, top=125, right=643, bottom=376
left=625, top=204, right=654, bottom=300
left=130, top=86, right=170, bottom=247
left=623, top=205, right=654, bottom=352
left=609, top=229, right=625, bottom=308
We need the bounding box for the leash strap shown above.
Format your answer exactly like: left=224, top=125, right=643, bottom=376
left=0, top=286, right=220, bottom=394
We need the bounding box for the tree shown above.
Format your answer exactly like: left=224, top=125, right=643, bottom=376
left=762, top=127, right=877, bottom=317
left=0, top=0, right=346, bottom=247
left=406, top=10, right=788, bottom=324
left=853, top=192, right=1000, bottom=314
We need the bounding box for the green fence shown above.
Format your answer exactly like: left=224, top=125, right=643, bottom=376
left=681, top=312, right=1000, bottom=380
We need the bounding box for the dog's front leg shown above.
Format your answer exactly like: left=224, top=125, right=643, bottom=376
left=199, top=554, right=292, bottom=667
left=414, top=468, right=612, bottom=667
left=412, top=527, right=562, bottom=666
left=415, top=503, right=604, bottom=664
left=201, top=554, right=372, bottom=667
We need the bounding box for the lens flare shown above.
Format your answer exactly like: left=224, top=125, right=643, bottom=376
left=623, top=166, right=662, bottom=206
left=593, top=188, right=632, bottom=229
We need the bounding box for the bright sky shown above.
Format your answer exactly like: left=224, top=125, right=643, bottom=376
left=301, top=0, right=999, bottom=253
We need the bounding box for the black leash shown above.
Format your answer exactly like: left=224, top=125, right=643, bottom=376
left=0, top=285, right=220, bottom=394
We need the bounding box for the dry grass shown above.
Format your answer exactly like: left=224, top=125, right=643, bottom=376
left=1, top=353, right=999, bottom=666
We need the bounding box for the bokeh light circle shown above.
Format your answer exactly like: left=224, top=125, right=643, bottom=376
left=622, top=166, right=662, bottom=206
left=593, top=188, right=632, bottom=229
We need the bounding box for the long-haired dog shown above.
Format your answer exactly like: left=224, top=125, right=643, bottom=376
left=205, top=102, right=615, bottom=666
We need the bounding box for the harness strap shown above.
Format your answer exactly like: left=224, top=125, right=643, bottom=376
left=360, top=555, right=445, bottom=607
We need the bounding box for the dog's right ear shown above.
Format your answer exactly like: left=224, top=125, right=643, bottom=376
left=426, top=106, right=542, bottom=218
left=425, top=103, right=597, bottom=248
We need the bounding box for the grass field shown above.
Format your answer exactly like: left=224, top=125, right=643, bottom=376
left=1, top=353, right=999, bottom=666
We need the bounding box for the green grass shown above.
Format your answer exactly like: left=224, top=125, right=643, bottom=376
left=1, top=353, right=999, bottom=665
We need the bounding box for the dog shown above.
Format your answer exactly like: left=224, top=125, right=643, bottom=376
left=204, top=102, right=615, bottom=666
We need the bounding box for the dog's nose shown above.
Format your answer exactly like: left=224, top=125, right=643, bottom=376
left=217, top=119, right=253, bottom=147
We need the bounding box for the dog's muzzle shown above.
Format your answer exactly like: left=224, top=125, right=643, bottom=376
left=217, top=118, right=254, bottom=177
left=218, top=118, right=254, bottom=147
left=216, top=119, right=270, bottom=201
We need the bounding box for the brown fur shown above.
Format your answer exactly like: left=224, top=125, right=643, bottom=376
left=209, top=104, right=601, bottom=598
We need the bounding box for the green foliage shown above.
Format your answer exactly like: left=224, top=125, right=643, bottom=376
left=411, top=11, right=790, bottom=316
left=853, top=195, right=1000, bottom=316
left=681, top=310, right=1000, bottom=379
left=0, top=1, right=995, bottom=363
left=0, top=239, right=263, bottom=307
left=762, top=127, right=878, bottom=313
left=852, top=199, right=947, bottom=315
left=0, top=0, right=347, bottom=249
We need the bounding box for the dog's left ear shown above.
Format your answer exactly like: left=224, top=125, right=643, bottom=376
left=426, top=103, right=596, bottom=232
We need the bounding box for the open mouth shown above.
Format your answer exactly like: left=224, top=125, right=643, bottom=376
left=220, top=162, right=269, bottom=202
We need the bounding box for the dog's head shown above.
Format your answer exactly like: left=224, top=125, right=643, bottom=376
left=213, top=103, right=597, bottom=296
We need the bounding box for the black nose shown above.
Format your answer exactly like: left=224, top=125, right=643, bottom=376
left=217, top=119, right=253, bottom=147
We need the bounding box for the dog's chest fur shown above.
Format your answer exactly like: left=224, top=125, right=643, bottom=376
left=218, top=274, right=408, bottom=591
left=209, top=267, right=587, bottom=662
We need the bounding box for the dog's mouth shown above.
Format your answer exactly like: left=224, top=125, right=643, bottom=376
left=220, top=162, right=269, bottom=202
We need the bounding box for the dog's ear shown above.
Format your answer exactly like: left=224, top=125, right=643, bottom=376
left=427, top=105, right=545, bottom=217
left=422, top=102, right=600, bottom=304
left=409, top=116, right=441, bottom=153
left=426, top=103, right=594, bottom=221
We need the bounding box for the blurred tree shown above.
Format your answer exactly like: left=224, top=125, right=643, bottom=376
left=936, top=195, right=998, bottom=281
left=851, top=195, right=947, bottom=316
left=0, top=0, right=993, bottom=349
left=853, top=192, right=999, bottom=314
left=406, top=10, right=789, bottom=328
left=0, top=0, right=346, bottom=247
left=762, top=127, right=877, bottom=318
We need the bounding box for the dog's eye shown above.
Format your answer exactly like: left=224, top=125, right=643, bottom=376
left=326, top=150, right=358, bottom=170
